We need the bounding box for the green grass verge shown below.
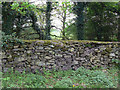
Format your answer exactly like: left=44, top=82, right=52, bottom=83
left=1, top=66, right=119, bottom=88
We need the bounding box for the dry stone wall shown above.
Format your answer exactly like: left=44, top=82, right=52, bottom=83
left=2, top=40, right=120, bottom=73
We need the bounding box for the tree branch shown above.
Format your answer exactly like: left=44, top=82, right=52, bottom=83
left=51, top=25, right=62, bottom=31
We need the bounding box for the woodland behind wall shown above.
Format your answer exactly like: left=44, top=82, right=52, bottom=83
left=1, top=40, right=120, bottom=73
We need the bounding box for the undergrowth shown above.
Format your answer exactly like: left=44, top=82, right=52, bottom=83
left=1, top=66, right=119, bottom=88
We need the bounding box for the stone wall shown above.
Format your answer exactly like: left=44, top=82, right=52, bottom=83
left=2, top=40, right=120, bottom=73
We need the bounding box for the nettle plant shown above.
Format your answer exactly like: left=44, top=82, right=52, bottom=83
left=1, top=31, right=24, bottom=50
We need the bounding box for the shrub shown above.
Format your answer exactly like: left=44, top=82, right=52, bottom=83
left=23, top=74, right=47, bottom=88
left=112, top=59, right=120, bottom=68
left=72, top=66, right=92, bottom=76
left=72, top=67, right=116, bottom=88
left=1, top=31, right=24, bottom=50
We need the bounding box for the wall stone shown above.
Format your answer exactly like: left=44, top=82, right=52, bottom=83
left=1, top=40, right=120, bottom=73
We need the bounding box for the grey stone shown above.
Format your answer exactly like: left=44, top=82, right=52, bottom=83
left=2, top=54, right=7, bottom=58
left=13, top=48, right=22, bottom=51
left=49, top=59, right=55, bottom=63
left=14, top=46, right=19, bottom=48
left=76, top=57, right=81, bottom=60
left=81, top=54, right=86, bottom=57
left=38, top=46, right=44, bottom=49
left=74, top=61, right=79, bottom=64
left=55, top=54, right=63, bottom=57
left=25, top=67, right=31, bottom=72
left=115, top=51, right=118, bottom=55
left=79, top=50, right=84, bottom=53
left=103, top=56, right=108, bottom=58
left=115, top=56, right=118, bottom=58
left=0, top=51, right=2, bottom=55
left=37, top=52, right=41, bottom=55
left=64, top=55, right=71, bottom=59
left=31, top=66, right=40, bottom=69
left=31, top=55, right=38, bottom=60
left=95, top=49, right=98, bottom=51
left=90, top=56, right=97, bottom=62
left=49, top=45, right=54, bottom=48
left=109, top=56, right=112, bottom=59
left=81, top=58, right=85, bottom=61
left=3, top=68, right=9, bottom=73
left=30, top=61, right=35, bottom=65
left=15, top=68, right=24, bottom=73
left=101, top=57, right=104, bottom=61
left=94, top=60, right=100, bottom=63
left=46, top=62, right=52, bottom=65
left=76, top=52, right=80, bottom=56
left=36, top=61, right=45, bottom=66
left=45, top=47, right=51, bottom=50
left=18, top=57, right=25, bottom=62
left=68, top=48, right=75, bottom=52
left=2, top=59, right=7, bottom=63
left=17, top=62, right=26, bottom=67
left=61, top=61, right=66, bottom=64
left=49, top=51, right=55, bottom=54
left=84, top=51, right=90, bottom=56
left=109, top=53, right=115, bottom=57
left=45, top=56, right=52, bottom=60
left=35, top=50, right=44, bottom=53
left=8, top=55, right=12, bottom=58
left=27, top=50, right=32, bottom=54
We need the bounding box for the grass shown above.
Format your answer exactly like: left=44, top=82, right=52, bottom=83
left=1, top=66, right=119, bottom=88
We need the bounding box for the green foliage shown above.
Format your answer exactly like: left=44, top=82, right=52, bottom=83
left=2, top=66, right=118, bottom=88
left=11, top=2, right=37, bottom=15
left=112, top=59, right=120, bottom=64
left=19, top=28, right=40, bottom=40
left=1, top=31, right=24, bottom=50
left=52, top=2, right=74, bottom=40
left=65, top=23, right=78, bottom=40
left=54, top=77, right=73, bottom=88
left=85, top=2, right=119, bottom=41
left=112, top=59, right=120, bottom=68
left=23, top=74, right=46, bottom=88
left=2, top=69, right=47, bottom=88
left=72, top=66, right=117, bottom=88
left=2, top=2, right=120, bottom=41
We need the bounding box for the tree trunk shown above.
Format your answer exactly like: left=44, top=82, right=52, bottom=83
left=62, top=4, right=66, bottom=40
left=118, top=3, right=120, bottom=42
left=30, top=11, right=44, bottom=40
left=45, top=2, right=52, bottom=40
left=74, top=2, right=85, bottom=40
left=2, top=2, right=15, bottom=35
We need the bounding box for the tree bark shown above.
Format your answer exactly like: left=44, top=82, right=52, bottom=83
left=118, top=3, right=120, bottom=42
left=30, top=11, right=44, bottom=40
left=2, top=2, right=15, bottom=35
left=74, top=2, right=85, bottom=40
left=62, top=4, right=66, bottom=40
left=45, top=2, right=52, bottom=40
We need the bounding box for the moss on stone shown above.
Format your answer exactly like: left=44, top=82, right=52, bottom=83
left=22, top=40, right=120, bottom=45
left=7, top=58, right=14, bottom=62
left=105, top=47, right=112, bottom=53
left=101, top=51, right=107, bottom=55
left=43, top=40, right=51, bottom=46
left=84, top=44, right=92, bottom=48
left=61, top=47, right=68, bottom=52
left=21, top=40, right=119, bottom=54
